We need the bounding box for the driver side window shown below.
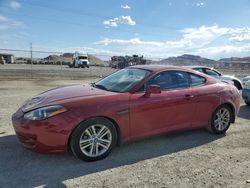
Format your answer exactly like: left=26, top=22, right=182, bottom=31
left=146, top=71, right=189, bottom=91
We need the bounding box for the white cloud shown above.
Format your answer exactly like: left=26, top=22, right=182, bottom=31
left=96, top=38, right=164, bottom=46
left=95, top=25, right=250, bottom=59
left=0, top=14, right=26, bottom=30
left=103, top=16, right=136, bottom=27
left=196, top=2, right=205, bottom=7
left=10, top=1, right=21, bottom=9
left=121, top=5, right=131, bottom=9
left=0, top=14, right=7, bottom=22
left=196, top=45, right=250, bottom=59
left=228, top=27, right=250, bottom=42
left=192, top=1, right=205, bottom=7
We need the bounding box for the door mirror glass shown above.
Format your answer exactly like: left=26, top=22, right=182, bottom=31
left=144, top=84, right=161, bottom=97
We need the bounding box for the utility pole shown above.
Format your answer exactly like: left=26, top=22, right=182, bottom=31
left=30, top=42, right=33, bottom=78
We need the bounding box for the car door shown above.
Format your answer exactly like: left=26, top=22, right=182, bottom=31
left=188, top=73, right=222, bottom=128
left=129, top=70, right=197, bottom=140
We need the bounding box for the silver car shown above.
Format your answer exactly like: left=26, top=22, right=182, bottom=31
left=187, top=66, right=243, bottom=90
left=242, top=80, right=250, bottom=106
left=242, top=76, right=250, bottom=87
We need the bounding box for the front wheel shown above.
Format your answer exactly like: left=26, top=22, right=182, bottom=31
left=70, top=118, right=117, bottom=161
left=209, top=105, right=232, bottom=134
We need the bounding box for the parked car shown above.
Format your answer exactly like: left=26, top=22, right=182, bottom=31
left=186, top=66, right=243, bottom=90
left=242, top=80, right=250, bottom=106
left=242, top=75, right=250, bottom=87
left=12, top=65, right=240, bottom=161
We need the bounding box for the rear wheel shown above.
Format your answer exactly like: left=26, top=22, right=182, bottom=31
left=70, top=118, right=117, bottom=161
left=209, top=105, right=232, bottom=134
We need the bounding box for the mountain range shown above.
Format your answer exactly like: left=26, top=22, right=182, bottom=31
left=153, top=54, right=250, bottom=66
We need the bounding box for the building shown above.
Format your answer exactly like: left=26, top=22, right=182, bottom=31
left=0, top=53, right=14, bottom=64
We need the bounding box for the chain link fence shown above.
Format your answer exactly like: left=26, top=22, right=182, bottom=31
left=0, top=49, right=116, bottom=79
left=1, top=48, right=250, bottom=80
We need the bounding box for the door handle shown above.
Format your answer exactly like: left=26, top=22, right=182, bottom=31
left=185, top=94, right=194, bottom=100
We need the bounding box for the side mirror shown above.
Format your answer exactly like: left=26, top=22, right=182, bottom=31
left=144, top=84, right=161, bottom=97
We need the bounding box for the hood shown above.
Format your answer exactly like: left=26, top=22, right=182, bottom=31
left=21, top=84, right=107, bottom=112
left=243, top=76, right=250, bottom=81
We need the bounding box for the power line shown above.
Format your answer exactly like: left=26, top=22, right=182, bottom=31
left=2, top=2, right=181, bottom=31
left=24, top=2, right=181, bottom=30
left=4, top=11, right=179, bottom=39
left=0, top=48, right=162, bottom=60
left=0, top=48, right=63, bottom=54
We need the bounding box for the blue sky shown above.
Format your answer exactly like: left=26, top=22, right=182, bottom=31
left=1, top=0, right=250, bottom=59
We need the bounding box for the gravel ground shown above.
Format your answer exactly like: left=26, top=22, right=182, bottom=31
left=0, top=66, right=250, bottom=188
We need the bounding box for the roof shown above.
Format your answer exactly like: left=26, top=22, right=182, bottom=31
left=184, top=65, right=212, bottom=69
left=0, top=53, right=14, bottom=56
left=129, top=64, right=195, bottom=72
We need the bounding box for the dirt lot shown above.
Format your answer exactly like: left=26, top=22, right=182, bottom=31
left=0, top=66, right=250, bottom=188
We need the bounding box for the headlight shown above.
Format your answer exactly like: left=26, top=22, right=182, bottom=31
left=24, top=105, right=67, bottom=120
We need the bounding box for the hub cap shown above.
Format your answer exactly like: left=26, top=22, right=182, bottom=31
left=214, top=108, right=230, bottom=131
left=79, top=125, right=112, bottom=157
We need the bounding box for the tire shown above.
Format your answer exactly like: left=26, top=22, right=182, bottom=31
left=70, top=118, right=117, bottom=161
left=209, top=105, right=232, bottom=134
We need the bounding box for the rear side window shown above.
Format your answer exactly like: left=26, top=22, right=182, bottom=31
left=189, top=73, right=206, bottom=87
left=204, top=69, right=220, bottom=76
left=193, top=68, right=204, bottom=73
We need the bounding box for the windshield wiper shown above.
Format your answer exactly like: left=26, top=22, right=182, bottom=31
left=91, top=83, right=109, bottom=91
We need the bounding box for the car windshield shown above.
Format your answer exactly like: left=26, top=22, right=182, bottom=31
left=94, top=68, right=150, bottom=92
left=79, top=56, right=87, bottom=59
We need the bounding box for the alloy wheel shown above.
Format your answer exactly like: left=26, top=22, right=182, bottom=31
left=213, top=107, right=230, bottom=131
left=79, top=124, right=112, bottom=157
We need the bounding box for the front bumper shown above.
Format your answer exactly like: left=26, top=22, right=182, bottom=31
left=11, top=108, right=76, bottom=153
left=242, top=88, right=250, bottom=102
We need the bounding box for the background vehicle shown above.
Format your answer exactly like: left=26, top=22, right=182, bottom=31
left=110, top=55, right=146, bottom=69
left=242, top=80, right=250, bottom=106
left=68, top=52, right=90, bottom=68
left=242, top=75, right=250, bottom=87
left=187, top=66, right=243, bottom=90
left=12, top=65, right=240, bottom=161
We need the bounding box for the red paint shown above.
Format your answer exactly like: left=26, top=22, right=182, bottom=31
left=12, top=65, right=241, bottom=153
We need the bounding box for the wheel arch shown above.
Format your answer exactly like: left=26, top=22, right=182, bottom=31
left=232, top=79, right=242, bottom=90
left=67, top=116, right=122, bottom=151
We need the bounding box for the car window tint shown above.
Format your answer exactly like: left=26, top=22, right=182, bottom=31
left=189, top=73, right=206, bottom=87
left=205, top=69, right=220, bottom=76
left=147, top=71, right=189, bottom=90
left=193, top=68, right=204, bottom=73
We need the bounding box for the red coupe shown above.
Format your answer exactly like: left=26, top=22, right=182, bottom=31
left=12, top=65, right=240, bottom=161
